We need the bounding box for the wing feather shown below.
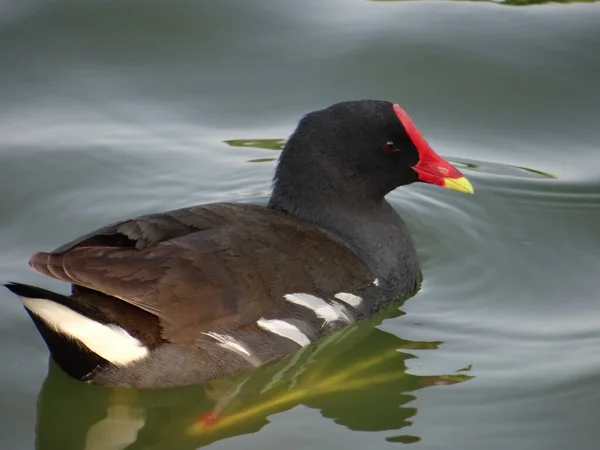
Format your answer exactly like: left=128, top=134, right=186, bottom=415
left=29, top=203, right=374, bottom=337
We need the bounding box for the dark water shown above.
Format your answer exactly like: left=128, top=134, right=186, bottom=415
left=1, top=0, right=600, bottom=449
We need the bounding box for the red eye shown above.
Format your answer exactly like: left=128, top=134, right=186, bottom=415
left=383, top=141, right=396, bottom=153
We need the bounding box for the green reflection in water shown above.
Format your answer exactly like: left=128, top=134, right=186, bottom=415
left=224, top=138, right=284, bottom=164
left=35, top=300, right=473, bottom=450
left=451, top=158, right=555, bottom=179
left=247, top=157, right=278, bottom=163
left=224, top=138, right=281, bottom=164
left=515, top=166, right=556, bottom=178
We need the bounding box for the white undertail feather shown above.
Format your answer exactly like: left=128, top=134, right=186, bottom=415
left=256, top=318, right=311, bottom=347
left=283, top=293, right=352, bottom=324
left=21, top=297, right=148, bottom=366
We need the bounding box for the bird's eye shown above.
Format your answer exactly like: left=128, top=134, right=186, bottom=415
left=383, top=141, right=397, bottom=154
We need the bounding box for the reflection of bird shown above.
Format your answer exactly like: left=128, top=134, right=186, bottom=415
left=84, top=405, right=145, bottom=450
left=5, top=100, right=473, bottom=388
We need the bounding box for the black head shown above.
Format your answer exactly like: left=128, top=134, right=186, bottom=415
left=269, top=100, right=472, bottom=212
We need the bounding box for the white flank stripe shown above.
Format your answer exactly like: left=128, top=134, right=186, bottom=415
left=202, top=331, right=261, bottom=367
left=284, top=293, right=352, bottom=324
left=22, top=297, right=148, bottom=366
left=334, top=292, right=363, bottom=308
left=373, top=278, right=380, bottom=287
left=257, top=318, right=311, bottom=347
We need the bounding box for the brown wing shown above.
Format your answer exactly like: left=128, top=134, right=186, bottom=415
left=29, top=203, right=373, bottom=339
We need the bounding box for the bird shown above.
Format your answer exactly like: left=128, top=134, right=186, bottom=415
left=4, top=100, right=473, bottom=388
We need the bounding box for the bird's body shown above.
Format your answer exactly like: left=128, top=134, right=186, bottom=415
left=5, top=100, right=472, bottom=388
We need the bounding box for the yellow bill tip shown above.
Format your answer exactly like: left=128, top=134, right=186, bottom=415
left=442, top=176, right=474, bottom=194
